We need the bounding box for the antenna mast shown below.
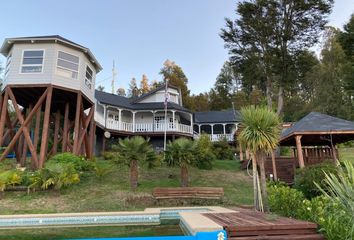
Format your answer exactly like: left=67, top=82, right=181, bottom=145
left=112, top=60, right=117, bottom=94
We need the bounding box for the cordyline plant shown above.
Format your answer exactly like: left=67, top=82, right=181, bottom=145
left=238, top=106, right=281, bottom=212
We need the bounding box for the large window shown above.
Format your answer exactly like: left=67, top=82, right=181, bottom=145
left=57, top=51, right=79, bottom=79
left=21, top=50, right=44, bottom=73
left=85, top=65, right=93, bottom=89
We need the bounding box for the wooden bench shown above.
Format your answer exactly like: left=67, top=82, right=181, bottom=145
left=152, top=187, right=224, bottom=200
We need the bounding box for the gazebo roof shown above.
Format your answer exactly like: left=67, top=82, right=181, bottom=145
left=280, top=112, right=354, bottom=146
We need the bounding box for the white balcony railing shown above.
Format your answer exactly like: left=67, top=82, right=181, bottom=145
left=194, top=133, right=234, bottom=142
left=94, top=113, right=193, bottom=135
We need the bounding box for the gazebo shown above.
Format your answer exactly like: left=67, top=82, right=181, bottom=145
left=280, top=112, right=354, bottom=168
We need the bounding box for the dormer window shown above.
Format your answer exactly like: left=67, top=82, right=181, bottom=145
left=85, top=65, right=93, bottom=89
left=57, top=51, right=79, bottom=79
left=21, top=50, right=44, bottom=73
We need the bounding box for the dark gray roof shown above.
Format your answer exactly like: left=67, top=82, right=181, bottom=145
left=194, top=110, right=241, bottom=124
left=95, top=90, right=191, bottom=112
left=281, top=112, right=354, bottom=139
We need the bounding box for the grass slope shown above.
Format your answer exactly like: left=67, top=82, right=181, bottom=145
left=0, top=160, right=253, bottom=215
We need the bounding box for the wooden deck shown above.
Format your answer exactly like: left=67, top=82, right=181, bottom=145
left=203, top=208, right=325, bottom=240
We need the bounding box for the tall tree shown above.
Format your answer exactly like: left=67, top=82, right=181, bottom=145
left=128, top=77, right=139, bottom=97
left=160, top=59, right=192, bottom=108
left=209, top=61, right=240, bottom=110
left=140, top=74, right=150, bottom=94
left=338, top=13, right=354, bottom=96
left=189, top=93, right=210, bottom=112
left=221, top=0, right=333, bottom=116
left=310, top=28, right=354, bottom=120
left=97, top=85, right=105, bottom=91
left=117, top=87, right=126, bottom=97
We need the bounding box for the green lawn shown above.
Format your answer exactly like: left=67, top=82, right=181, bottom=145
left=0, top=159, right=253, bottom=215
left=338, top=147, right=354, bottom=162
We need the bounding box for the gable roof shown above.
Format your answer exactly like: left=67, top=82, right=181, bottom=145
left=0, top=35, right=102, bottom=72
left=280, top=112, right=354, bottom=146
left=132, top=84, right=180, bottom=103
left=194, top=110, right=241, bottom=124
left=95, top=90, right=191, bottom=112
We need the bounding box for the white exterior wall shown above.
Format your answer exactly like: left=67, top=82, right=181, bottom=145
left=3, top=43, right=96, bottom=102
left=139, top=88, right=180, bottom=104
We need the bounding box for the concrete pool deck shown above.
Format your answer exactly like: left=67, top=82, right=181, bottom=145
left=0, top=206, right=237, bottom=235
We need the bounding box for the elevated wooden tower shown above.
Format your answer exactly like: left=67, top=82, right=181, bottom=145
left=0, top=36, right=102, bottom=168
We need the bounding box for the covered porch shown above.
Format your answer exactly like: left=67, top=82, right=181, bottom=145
left=95, top=103, right=193, bottom=135
left=193, top=123, right=238, bottom=142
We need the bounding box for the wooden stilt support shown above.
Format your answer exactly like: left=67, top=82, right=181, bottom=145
left=295, top=135, right=305, bottom=168
left=7, top=88, right=40, bottom=168
left=52, top=110, right=61, bottom=155
left=62, top=102, right=70, bottom=152
left=5, top=112, right=21, bottom=163
left=20, top=105, right=33, bottom=166
left=73, top=93, right=82, bottom=154
left=33, top=108, right=41, bottom=153
left=39, top=86, right=53, bottom=168
left=0, top=89, right=9, bottom=146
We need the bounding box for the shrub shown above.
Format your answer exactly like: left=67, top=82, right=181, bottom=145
left=0, top=169, right=23, bottom=191
left=102, top=151, right=117, bottom=160
left=194, top=134, right=215, bottom=170
left=29, top=162, right=80, bottom=190
left=268, top=182, right=353, bottom=240
left=267, top=184, right=305, bottom=217
left=294, top=162, right=337, bottom=199
left=212, top=138, right=235, bottom=160
left=48, top=153, right=94, bottom=171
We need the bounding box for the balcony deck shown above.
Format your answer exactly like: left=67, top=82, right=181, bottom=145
left=95, top=112, right=193, bottom=135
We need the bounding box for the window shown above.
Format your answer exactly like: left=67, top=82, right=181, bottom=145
left=85, top=65, right=93, bottom=89
left=21, top=50, right=44, bottom=73
left=56, top=51, right=79, bottom=79
left=5, top=52, right=12, bottom=77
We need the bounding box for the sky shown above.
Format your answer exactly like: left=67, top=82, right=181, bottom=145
left=0, top=0, right=353, bottom=94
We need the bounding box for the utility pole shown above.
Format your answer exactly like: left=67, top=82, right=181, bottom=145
left=112, top=60, right=117, bottom=94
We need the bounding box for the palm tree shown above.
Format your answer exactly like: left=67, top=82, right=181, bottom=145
left=112, top=136, right=157, bottom=190
left=165, top=138, right=195, bottom=187
left=238, top=106, right=281, bottom=212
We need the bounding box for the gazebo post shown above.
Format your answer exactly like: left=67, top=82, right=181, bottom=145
left=295, top=135, right=305, bottom=168
left=331, top=145, right=339, bottom=165
left=271, top=150, right=277, bottom=180
left=239, top=142, right=244, bottom=161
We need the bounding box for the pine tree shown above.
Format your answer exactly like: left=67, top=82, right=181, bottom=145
left=128, top=78, right=138, bottom=97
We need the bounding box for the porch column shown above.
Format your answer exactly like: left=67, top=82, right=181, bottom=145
left=103, top=105, right=107, bottom=128
left=152, top=111, right=156, bottom=132
left=222, top=124, right=226, bottom=135
left=132, top=111, right=136, bottom=132
left=210, top=124, right=214, bottom=140
left=118, top=109, right=122, bottom=130
left=172, top=110, right=176, bottom=130
left=190, top=113, right=193, bottom=134
left=198, top=124, right=201, bottom=134
left=295, top=135, right=305, bottom=168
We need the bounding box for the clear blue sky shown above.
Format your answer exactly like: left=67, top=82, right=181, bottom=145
left=1, top=0, right=353, bottom=94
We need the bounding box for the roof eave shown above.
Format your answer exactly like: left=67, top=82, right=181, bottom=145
left=1, top=37, right=102, bottom=72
